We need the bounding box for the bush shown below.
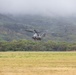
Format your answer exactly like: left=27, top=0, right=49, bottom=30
left=0, top=40, right=76, bottom=51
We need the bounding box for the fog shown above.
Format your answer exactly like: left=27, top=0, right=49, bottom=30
left=0, top=0, right=76, bottom=16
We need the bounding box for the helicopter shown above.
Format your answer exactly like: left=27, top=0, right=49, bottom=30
left=25, top=29, right=46, bottom=40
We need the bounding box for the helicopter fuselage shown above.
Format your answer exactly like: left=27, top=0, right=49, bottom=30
left=32, top=36, right=41, bottom=40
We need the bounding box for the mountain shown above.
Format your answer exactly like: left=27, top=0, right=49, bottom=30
left=0, top=13, right=76, bottom=42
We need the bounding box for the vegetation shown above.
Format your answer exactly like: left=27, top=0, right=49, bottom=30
left=0, top=14, right=76, bottom=51
left=0, top=40, right=76, bottom=51
left=0, top=52, right=76, bottom=75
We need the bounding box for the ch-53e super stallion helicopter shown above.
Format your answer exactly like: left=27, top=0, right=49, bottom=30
left=25, top=29, right=46, bottom=40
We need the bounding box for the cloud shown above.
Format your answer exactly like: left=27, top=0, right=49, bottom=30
left=0, top=0, right=76, bottom=16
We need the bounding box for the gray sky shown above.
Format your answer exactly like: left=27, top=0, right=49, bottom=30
left=0, top=0, right=76, bottom=16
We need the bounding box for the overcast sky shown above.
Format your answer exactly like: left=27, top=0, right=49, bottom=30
left=0, top=0, right=76, bottom=16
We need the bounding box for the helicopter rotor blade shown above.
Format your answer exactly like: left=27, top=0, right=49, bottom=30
left=25, top=29, right=34, bottom=33
left=34, top=29, right=38, bottom=33
left=34, top=29, right=40, bottom=36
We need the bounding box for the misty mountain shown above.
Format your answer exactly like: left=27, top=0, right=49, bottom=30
left=0, top=13, right=76, bottom=42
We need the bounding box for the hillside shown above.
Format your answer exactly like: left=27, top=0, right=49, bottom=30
left=0, top=13, right=76, bottom=42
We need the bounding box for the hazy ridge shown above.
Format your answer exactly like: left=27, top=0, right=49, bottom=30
left=0, top=13, right=76, bottom=42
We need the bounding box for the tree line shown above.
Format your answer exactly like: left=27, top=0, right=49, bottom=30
left=0, top=40, right=76, bottom=51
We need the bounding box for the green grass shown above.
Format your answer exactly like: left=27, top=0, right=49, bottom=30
left=0, top=52, right=76, bottom=75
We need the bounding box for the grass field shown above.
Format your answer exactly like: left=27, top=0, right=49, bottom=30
left=0, top=52, right=76, bottom=75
